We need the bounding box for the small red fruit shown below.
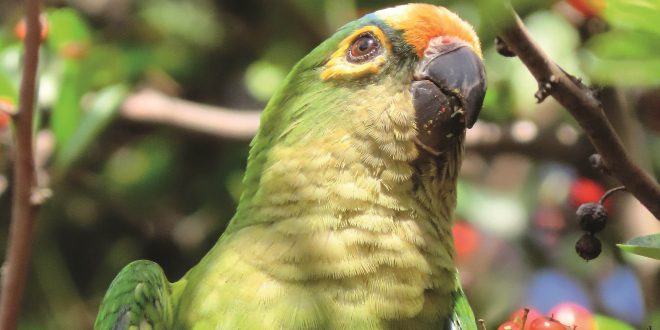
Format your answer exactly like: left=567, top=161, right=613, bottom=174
left=452, top=221, right=480, bottom=261
left=60, top=42, right=89, bottom=59
left=567, top=0, right=606, bottom=17
left=498, top=321, right=521, bottom=330
left=548, top=303, right=595, bottom=330
left=529, top=317, right=567, bottom=330
left=14, top=14, right=49, bottom=41
left=0, top=112, right=9, bottom=129
left=569, top=178, right=605, bottom=208
left=0, top=98, right=14, bottom=129
left=510, top=307, right=544, bottom=330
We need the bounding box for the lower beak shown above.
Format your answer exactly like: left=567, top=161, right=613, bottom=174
left=412, top=41, right=486, bottom=129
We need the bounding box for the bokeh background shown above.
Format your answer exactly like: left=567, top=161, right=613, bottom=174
left=0, top=0, right=658, bottom=328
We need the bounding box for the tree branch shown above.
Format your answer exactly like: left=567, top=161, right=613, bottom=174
left=0, top=0, right=42, bottom=328
left=120, top=89, right=261, bottom=140
left=497, top=10, right=660, bottom=219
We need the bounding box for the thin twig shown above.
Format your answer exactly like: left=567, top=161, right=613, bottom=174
left=0, top=0, right=42, bottom=328
left=120, top=89, right=261, bottom=140
left=497, top=9, right=660, bottom=219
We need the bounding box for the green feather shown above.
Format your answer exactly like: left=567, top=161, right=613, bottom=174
left=94, top=261, right=173, bottom=330
left=446, top=274, right=477, bottom=330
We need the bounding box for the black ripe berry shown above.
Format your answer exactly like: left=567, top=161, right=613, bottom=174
left=575, top=233, right=602, bottom=261
left=576, top=202, right=608, bottom=233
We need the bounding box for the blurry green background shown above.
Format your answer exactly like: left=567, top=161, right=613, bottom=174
left=0, top=0, right=659, bottom=328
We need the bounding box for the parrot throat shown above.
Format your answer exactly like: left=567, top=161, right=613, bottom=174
left=219, top=84, right=465, bottom=325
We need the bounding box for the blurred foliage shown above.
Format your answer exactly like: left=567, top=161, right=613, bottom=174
left=0, top=0, right=658, bottom=329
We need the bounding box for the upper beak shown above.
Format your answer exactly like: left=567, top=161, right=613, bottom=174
left=413, top=40, right=486, bottom=129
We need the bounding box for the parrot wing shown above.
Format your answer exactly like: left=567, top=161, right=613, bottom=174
left=445, top=273, right=477, bottom=330
left=94, top=260, right=174, bottom=330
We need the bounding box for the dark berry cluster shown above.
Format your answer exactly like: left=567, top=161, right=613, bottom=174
left=574, top=202, right=608, bottom=261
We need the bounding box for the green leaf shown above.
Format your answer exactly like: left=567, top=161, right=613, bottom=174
left=46, top=8, right=92, bottom=55
left=582, top=53, right=660, bottom=86
left=245, top=60, right=287, bottom=102
left=0, top=45, right=23, bottom=92
left=617, top=233, right=660, bottom=260
left=582, top=0, right=660, bottom=86
left=54, top=84, right=129, bottom=175
left=584, top=29, right=660, bottom=86
left=603, top=0, right=660, bottom=36
left=140, top=0, right=223, bottom=47
left=593, top=315, right=634, bottom=330
left=51, top=59, right=83, bottom=147
left=0, top=69, right=17, bottom=102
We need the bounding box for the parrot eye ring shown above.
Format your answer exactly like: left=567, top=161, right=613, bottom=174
left=347, top=32, right=382, bottom=63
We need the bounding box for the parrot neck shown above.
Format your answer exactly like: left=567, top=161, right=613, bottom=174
left=218, top=88, right=463, bottom=323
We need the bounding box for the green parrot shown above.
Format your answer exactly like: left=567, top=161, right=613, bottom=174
left=95, top=3, right=486, bottom=329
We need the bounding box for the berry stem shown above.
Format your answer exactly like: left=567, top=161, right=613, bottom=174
left=521, top=308, right=530, bottom=329
left=478, top=319, right=487, bottom=330
left=599, top=186, right=627, bottom=205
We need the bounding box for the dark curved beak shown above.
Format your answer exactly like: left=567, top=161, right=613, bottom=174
left=413, top=42, right=486, bottom=129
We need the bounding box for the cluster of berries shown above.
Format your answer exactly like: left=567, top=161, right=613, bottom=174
left=573, top=155, right=628, bottom=261
left=498, top=304, right=595, bottom=330
left=574, top=202, right=608, bottom=261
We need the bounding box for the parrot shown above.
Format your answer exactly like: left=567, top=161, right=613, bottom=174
left=95, top=3, right=486, bottom=329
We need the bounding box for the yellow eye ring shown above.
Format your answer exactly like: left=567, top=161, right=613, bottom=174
left=321, top=26, right=392, bottom=80
left=347, top=33, right=382, bottom=63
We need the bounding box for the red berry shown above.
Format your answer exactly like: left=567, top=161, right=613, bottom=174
left=548, top=303, right=595, bottom=330
left=498, top=321, right=521, bottom=330
left=452, top=221, right=480, bottom=261
left=0, top=98, right=13, bottom=129
left=569, top=178, right=604, bottom=208
left=567, top=0, right=606, bottom=17
left=509, top=307, right=543, bottom=330
left=14, top=14, right=49, bottom=41
left=529, top=317, right=567, bottom=330
left=0, top=113, right=9, bottom=129
left=60, top=42, right=89, bottom=59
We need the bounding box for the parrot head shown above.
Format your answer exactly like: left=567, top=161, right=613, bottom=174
left=254, top=3, right=485, bottom=158
left=320, top=3, right=486, bottom=133
left=234, top=3, right=486, bottom=235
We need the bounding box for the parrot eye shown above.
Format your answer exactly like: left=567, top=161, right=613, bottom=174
left=347, top=33, right=381, bottom=63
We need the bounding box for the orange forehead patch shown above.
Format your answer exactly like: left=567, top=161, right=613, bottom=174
left=377, top=4, right=481, bottom=58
